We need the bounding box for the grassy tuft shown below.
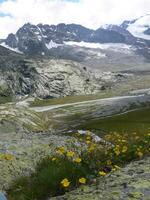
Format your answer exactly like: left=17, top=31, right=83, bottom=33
left=7, top=154, right=90, bottom=200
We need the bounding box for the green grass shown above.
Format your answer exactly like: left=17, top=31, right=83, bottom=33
left=7, top=154, right=91, bottom=200
left=30, top=93, right=109, bottom=107
left=78, top=107, right=150, bottom=134
left=0, top=96, right=12, bottom=104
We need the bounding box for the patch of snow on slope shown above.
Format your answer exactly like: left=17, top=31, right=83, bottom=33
left=46, top=40, right=62, bottom=49
left=65, top=41, right=134, bottom=54
left=127, top=15, right=150, bottom=40
left=0, top=43, right=23, bottom=54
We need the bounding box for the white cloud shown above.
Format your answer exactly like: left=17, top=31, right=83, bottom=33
left=0, top=0, right=149, bottom=38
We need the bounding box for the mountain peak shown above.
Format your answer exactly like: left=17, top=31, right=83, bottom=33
left=121, top=15, right=150, bottom=40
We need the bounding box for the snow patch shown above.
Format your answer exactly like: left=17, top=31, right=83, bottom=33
left=127, top=15, right=150, bottom=40
left=0, top=42, right=23, bottom=54
left=65, top=41, right=134, bottom=53
left=46, top=40, right=62, bottom=49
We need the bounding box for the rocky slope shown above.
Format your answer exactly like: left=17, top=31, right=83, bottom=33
left=0, top=45, right=130, bottom=100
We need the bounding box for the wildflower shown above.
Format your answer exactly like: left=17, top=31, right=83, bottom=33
left=88, top=145, right=95, bottom=152
left=66, top=151, right=75, bottom=157
left=61, top=178, right=70, bottom=188
left=86, top=140, right=91, bottom=145
left=74, top=157, right=82, bottom=163
left=106, top=160, right=112, bottom=165
left=137, top=151, right=143, bottom=158
left=99, top=171, right=106, bottom=176
left=56, top=147, right=65, bottom=154
left=86, top=130, right=91, bottom=136
left=52, top=157, right=57, bottom=161
left=121, top=139, right=126, bottom=143
left=86, top=136, right=91, bottom=140
left=132, top=132, right=137, bottom=135
left=79, top=177, right=86, bottom=184
left=122, top=146, right=128, bottom=153
left=114, top=165, right=121, bottom=170
left=4, top=154, right=14, bottom=161
left=114, top=149, right=120, bottom=156
left=135, top=136, right=140, bottom=140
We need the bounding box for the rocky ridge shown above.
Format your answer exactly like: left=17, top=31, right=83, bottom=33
left=0, top=45, right=130, bottom=99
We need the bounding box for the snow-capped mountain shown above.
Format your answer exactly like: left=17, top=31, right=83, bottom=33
left=121, top=14, right=150, bottom=40
left=0, top=18, right=150, bottom=75
left=0, top=22, right=142, bottom=55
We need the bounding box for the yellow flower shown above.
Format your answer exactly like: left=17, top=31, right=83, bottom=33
left=121, top=139, right=126, bottom=143
left=56, top=147, right=65, bottom=154
left=114, top=165, right=121, bottom=170
left=137, top=151, right=143, bottom=158
left=86, top=140, right=91, bottom=144
left=66, top=151, right=75, bottom=157
left=135, top=136, right=140, bottom=140
left=99, top=171, right=106, bottom=176
left=86, top=130, right=91, bottom=136
left=52, top=157, right=57, bottom=161
left=132, top=132, right=137, bottom=135
left=4, top=154, right=14, bottom=161
left=61, top=178, right=70, bottom=188
left=88, top=145, right=95, bottom=152
left=114, top=145, right=120, bottom=156
left=79, top=177, right=86, bottom=184
left=106, top=160, right=112, bottom=165
left=86, top=136, right=91, bottom=140
left=74, top=157, right=82, bottom=163
left=114, top=149, right=120, bottom=156
left=122, top=146, right=128, bottom=153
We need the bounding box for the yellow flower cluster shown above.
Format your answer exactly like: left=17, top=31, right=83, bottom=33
left=61, top=178, right=70, bottom=188
left=0, top=153, right=14, bottom=161
left=79, top=177, right=86, bottom=184
left=66, top=151, right=75, bottom=157
left=49, top=129, right=148, bottom=193
left=56, top=146, right=65, bottom=154
left=114, top=145, right=120, bottom=156
left=98, top=171, right=106, bottom=176
left=74, top=157, right=82, bottom=163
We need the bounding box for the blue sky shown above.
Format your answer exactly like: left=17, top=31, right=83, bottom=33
left=0, top=0, right=149, bottom=38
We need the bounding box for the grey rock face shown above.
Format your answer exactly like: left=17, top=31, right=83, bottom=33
left=144, top=28, right=150, bottom=35
left=120, top=19, right=137, bottom=29
left=0, top=45, right=130, bottom=99
left=104, top=25, right=137, bottom=44
left=0, top=46, right=103, bottom=99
